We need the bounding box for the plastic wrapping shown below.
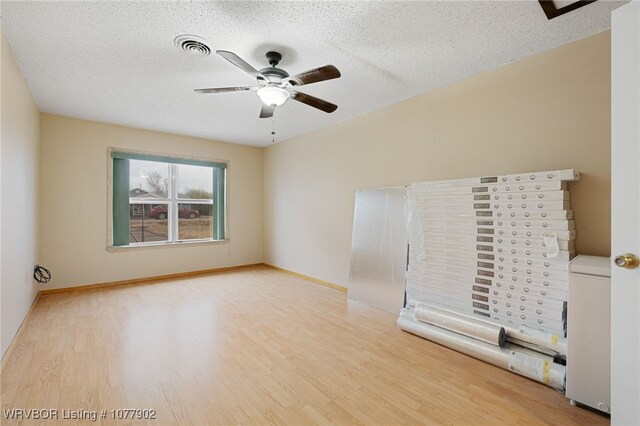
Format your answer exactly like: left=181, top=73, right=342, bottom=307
left=507, top=350, right=565, bottom=388
left=414, top=303, right=506, bottom=347
left=507, top=324, right=567, bottom=357
left=398, top=308, right=566, bottom=390
left=543, top=232, right=560, bottom=258
left=406, top=174, right=575, bottom=342
left=407, top=299, right=567, bottom=356
left=398, top=308, right=508, bottom=369
left=406, top=199, right=571, bottom=333
left=507, top=338, right=559, bottom=358
left=348, top=187, right=408, bottom=314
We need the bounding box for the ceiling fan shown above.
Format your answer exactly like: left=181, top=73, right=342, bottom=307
left=195, top=50, right=341, bottom=119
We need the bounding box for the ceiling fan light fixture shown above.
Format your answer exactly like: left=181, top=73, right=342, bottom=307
left=256, top=86, right=290, bottom=107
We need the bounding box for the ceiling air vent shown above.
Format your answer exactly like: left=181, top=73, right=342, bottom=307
left=174, top=35, right=211, bottom=56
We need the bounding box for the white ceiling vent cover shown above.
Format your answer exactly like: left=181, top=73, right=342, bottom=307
left=174, top=35, right=210, bottom=56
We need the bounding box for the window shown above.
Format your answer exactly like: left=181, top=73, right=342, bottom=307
left=111, top=151, right=226, bottom=247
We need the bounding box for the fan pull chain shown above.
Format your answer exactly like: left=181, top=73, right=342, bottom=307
left=271, top=111, right=276, bottom=143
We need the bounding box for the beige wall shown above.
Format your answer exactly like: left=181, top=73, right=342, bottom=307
left=264, top=31, right=611, bottom=288
left=1, top=29, right=41, bottom=356
left=39, top=114, right=263, bottom=289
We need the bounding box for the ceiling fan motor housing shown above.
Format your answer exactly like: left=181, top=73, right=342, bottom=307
left=259, top=67, right=289, bottom=83
left=260, top=51, right=289, bottom=83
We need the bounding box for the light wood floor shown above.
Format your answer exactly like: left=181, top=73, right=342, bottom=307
left=1, top=266, right=608, bottom=425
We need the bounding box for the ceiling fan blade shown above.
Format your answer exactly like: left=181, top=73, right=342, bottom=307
left=194, top=86, right=258, bottom=94
left=286, top=65, right=341, bottom=86
left=216, top=50, right=268, bottom=83
left=259, top=103, right=274, bottom=119
left=291, top=92, right=338, bottom=113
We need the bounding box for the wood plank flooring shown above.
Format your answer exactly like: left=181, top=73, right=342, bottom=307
left=1, top=266, right=608, bottom=425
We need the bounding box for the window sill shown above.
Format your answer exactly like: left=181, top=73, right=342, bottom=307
left=106, top=239, right=228, bottom=253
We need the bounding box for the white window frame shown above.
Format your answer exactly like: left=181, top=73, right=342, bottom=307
left=107, top=147, right=228, bottom=251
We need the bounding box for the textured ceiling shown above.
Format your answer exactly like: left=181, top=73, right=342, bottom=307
left=1, top=1, right=624, bottom=147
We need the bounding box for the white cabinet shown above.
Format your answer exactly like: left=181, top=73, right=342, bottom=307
left=566, top=255, right=611, bottom=413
